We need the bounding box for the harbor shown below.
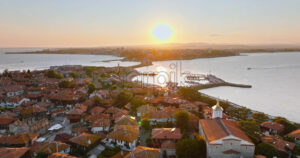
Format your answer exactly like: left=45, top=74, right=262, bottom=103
left=185, top=74, right=252, bottom=90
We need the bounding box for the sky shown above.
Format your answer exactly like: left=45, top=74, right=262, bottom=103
left=0, top=0, right=300, bottom=47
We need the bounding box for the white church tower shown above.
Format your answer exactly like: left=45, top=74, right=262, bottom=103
left=212, top=101, right=223, bottom=119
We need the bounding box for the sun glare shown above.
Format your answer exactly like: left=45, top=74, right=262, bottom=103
left=152, top=24, right=173, bottom=43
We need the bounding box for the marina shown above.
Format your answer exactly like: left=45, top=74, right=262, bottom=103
left=185, top=74, right=252, bottom=90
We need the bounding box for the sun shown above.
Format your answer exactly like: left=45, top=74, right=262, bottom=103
left=152, top=24, right=173, bottom=43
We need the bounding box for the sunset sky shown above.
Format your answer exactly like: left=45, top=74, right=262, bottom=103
left=1, top=0, right=300, bottom=47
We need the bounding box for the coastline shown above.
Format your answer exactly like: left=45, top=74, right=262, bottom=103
left=5, top=47, right=300, bottom=62
left=2, top=49, right=300, bottom=124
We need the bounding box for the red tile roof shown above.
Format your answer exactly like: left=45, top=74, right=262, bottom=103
left=69, top=132, right=103, bottom=147
left=199, top=119, right=252, bottom=144
left=261, top=121, right=284, bottom=131
left=261, top=135, right=295, bottom=153
left=288, top=129, right=300, bottom=139
left=68, top=108, right=85, bottom=115
left=20, top=105, right=47, bottom=115
left=0, top=117, right=17, bottom=125
left=49, top=152, right=78, bottom=158
left=54, top=133, right=73, bottom=143
left=92, top=118, right=111, bottom=127
left=89, top=106, right=105, bottom=114
left=107, top=125, right=139, bottom=143
left=0, top=133, right=38, bottom=145
left=37, top=141, right=70, bottom=154
left=152, top=128, right=182, bottom=140
left=124, top=146, right=161, bottom=158
left=0, top=147, right=29, bottom=158
left=3, top=85, right=24, bottom=92
left=85, top=113, right=109, bottom=122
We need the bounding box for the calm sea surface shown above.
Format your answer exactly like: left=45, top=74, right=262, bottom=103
left=135, top=52, right=300, bottom=122
left=1, top=48, right=299, bottom=122
left=0, top=48, right=139, bottom=72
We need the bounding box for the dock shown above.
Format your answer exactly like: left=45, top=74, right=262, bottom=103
left=186, top=74, right=252, bottom=90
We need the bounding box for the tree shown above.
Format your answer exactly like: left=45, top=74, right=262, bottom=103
left=256, top=143, right=279, bottom=158
left=129, top=98, right=146, bottom=115
left=45, top=69, right=56, bottom=78
left=84, top=66, right=97, bottom=78
left=88, top=83, right=96, bottom=94
left=110, top=84, right=118, bottom=91
left=58, top=80, right=77, bottom=88
left=0, top=107, right=6, bottom=112
left=141, top=119, right=151, bottom=130
left=45, top=70, right=63, bottom=79
left=35, top=152, right=48, bottom=158
left=176, top=138, right=206, bottom=158
left=146, top=137, right=153, bottom=147
left=274, top=117, right=298, bottom=135
left=228, top=107, right=251, bottom=120
left=293, top=145, right=300, bottom=157
left=175, top=110, right=190, bottom=133
left=238, top=120, right=261, bottom=144
left=177, top=87, right=201, bottom=101
left=55, top=73, right=64, bottom=79
left=93, top=96, right=102, bottom=106
left=252, top=112, right=269, bottom=124
left=194, top=133, right=207, bottom=158
left=113, top=90, right=133, bottom=108
left=69, top=72, right=79, bottom=78
left=3, top=69, right=11, bottom=77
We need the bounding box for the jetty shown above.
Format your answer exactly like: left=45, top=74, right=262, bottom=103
left=186, top=74, right=252, bottom=90
left=192, top=82, right=252, bottom=90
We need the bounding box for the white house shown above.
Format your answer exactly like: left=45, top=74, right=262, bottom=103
left=0, top=97, right=30, bottom=109
left=3, top=85, right=25, bottom=97
left=107, top=125, right=139, bottom=151
left=199, top=119, right=255, bottom=158
left=91, top=119, right=111, bottom=133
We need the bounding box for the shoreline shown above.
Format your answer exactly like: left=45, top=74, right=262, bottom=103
left=5, top=48, right=300, bottom=63
left=199, top=92, right=298, bottom=125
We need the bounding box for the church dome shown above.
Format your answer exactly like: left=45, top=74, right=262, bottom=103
left=212, top=101, right=223, bottom=111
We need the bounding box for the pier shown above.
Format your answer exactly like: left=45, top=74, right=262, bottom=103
left=186, top=74, right=252, bottom=90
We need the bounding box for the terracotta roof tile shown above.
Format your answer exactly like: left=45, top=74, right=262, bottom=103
left=0, top=133, right=38, bottom=145
left=85, top=113, right=109, bottom=122
left=69, top=133, right=102, bottom=147
left=261, top=135, right=295, bottom=153
left=199, top=119, right=228, bottom=143
left=89, top=106, right=105, bottom=114
left=261, top=121, right=284, bottom=131
left=67, top=108, right=85, bottom=115
left=124, top=146, right=161, bottom=158
left=37, top=141, right=70, bottom=154
left=54, top=133, right=73, bottom=143
left=0, top=117, right=17, bottom=125
left=288, top=129, right=300, bottom=139
left=115, top=115, right=138, bottom=126
left=152, top=128, right=182, bottom=140
left=0, top=147, right=29, bottom=158
left=107, top=125, right=139, bottom=143
left=92, top=118, right=111, bottom=127
left=199, top=119, right=252, bottom=144
left=48, top=152, right=78, bottom=158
